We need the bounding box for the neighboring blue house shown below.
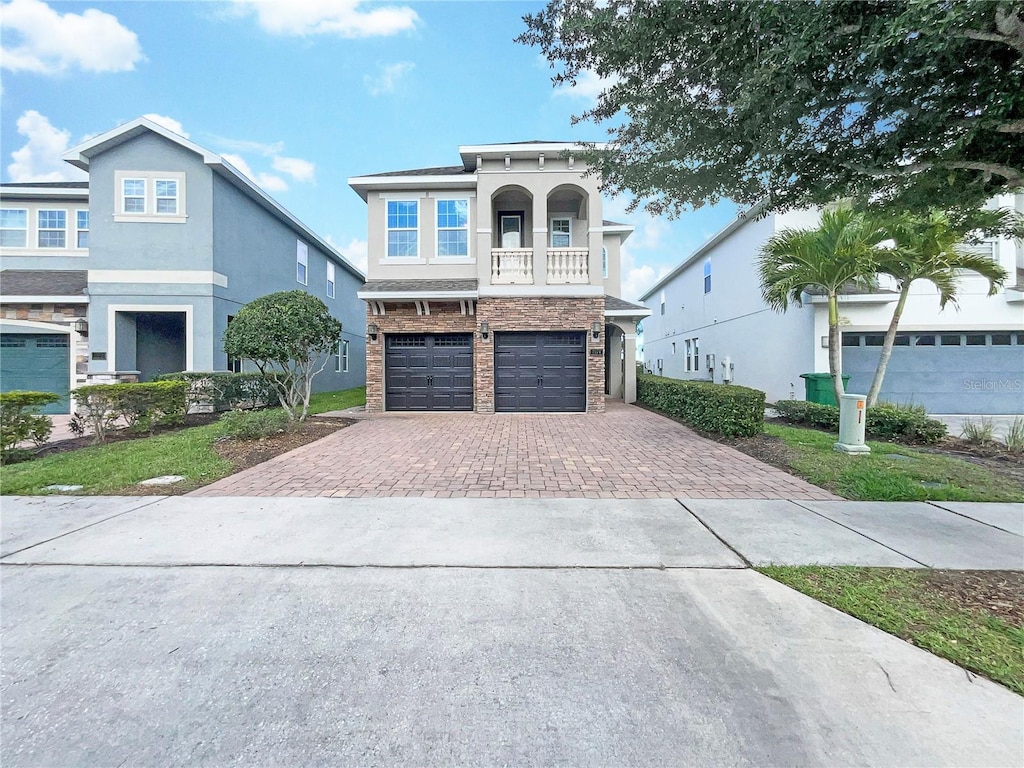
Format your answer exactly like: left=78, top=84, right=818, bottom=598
left=0, top=117, right=365, bottom=413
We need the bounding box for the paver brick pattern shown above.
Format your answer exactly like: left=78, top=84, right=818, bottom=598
left=192, top=403, right=837, bottom=500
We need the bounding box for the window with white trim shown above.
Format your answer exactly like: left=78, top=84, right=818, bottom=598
left=336, top=338, right=350, bottom=373
left=685, top=339, right=692, bottom=371
left=296, top=241, right=308, bottom=285
left=76, top=210, right=89, bottom=248
left=0, top=209, right=27, bottom=247
left=691, top=337, right=700, bottom=372
left=436, top=199, right=469, bottom=257
left=602, top=247, right=608, bottom=278
left=659, top=290, right=666, bottom=316
left=387, top=200, right=418, bottom=257
left=155, top=179, right=178, bottom=214
left=703, top=260, right=712, bottom=294
left=550, top=217, right=571, bottom=247
left=123, top=178, right=146, bottom=213
left=37, top=209, right=66, bottom=248
left=326, top=262, right=336, bottom=298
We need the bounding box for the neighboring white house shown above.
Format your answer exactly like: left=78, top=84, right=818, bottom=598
left=638, top=194, right=1024, bottom=415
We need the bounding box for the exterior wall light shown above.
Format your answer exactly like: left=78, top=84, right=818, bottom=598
left=591, top=321, right=602, bottom=340
left=72, top=318, right=89, bottom=334
left=480, top=321, right=490, bottom=340
left=367, top=322, right=379, bottom=342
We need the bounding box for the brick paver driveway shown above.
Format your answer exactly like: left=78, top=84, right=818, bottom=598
left=192, top=402, right=835, bottom=500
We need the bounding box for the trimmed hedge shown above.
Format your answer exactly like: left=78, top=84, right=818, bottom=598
left=72, top=381, right=187, bottom=442
left=1, top=390, right=59, bottom=463
left=156, top=371, right=280, bottom=412
left=772, top=399, right=947, bottom=444
left=637, top=373, right=765, bottom=437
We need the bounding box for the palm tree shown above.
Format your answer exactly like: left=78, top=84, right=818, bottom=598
left=865, top=208, right=1018, bottom=406
left=758, top=205, right=888, bottom=404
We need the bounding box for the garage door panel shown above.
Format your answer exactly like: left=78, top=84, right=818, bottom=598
left=495, top=332, right=586, bottom=412
left=0, top=333, right=71, bottom=414
left=843, top=332, right=1024, bottom=414
left=385, top=334, right=473, bottom=411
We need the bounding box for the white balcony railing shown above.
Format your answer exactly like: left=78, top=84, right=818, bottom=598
left=546, top=248, right=589, bottom=284
left=490, top=248, right=534, bottom=284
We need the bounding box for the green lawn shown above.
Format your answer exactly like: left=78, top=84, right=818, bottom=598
left=765, top=422, right=1024, bottom=502
left=1, top=387, right=366, bottom=496
left=760, top=566, right=1024, bottom=696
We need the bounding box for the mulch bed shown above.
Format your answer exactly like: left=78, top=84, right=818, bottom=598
left=921, top=570, right=1024, bottom=625
left=211, top=417, right=354, bottom=473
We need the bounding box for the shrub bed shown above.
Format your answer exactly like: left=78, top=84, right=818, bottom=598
left=773, top=399, right=947, bottom=444
left=637, top=373, right=765, bottom=437
left=1, top=391, right=59, bottom=463
left=156, top=371, right=280, bottom=412
left=73, top=381, right=188, bottom=442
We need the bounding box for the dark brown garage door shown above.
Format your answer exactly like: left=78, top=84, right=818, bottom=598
left=385, top=334, right=473, bottom=411
left=495, top=332, right=586, bottom=412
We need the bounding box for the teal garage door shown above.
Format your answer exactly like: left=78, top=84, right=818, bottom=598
left=1, top=333, right=71, bottom=414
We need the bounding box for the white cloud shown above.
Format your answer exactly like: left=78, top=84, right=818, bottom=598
left=207, top=135, right=285, bottom=157
left=364, top=61, right=414, bottom=96
left=272, top=155, right=316, bottom=183
left=0, top=0, right=143, bottom=74
left=232, top=0, right=419, bottom=38
left=603, top=194, right=672, bottom=301
left=222, top=152, right=288, bottom=192
left=6, top=110, right=87, bottom=182
left=142, top=113, right=188, bottom=137
left=327, top=236, right=368, bottom=273
left=552, top=68, right=618, bottom=104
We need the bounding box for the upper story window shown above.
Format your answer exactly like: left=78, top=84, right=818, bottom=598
left=550, top=217, right=571, bottom=247
left=155, top=179, right=179, bottom=214
left=703, top=259, right=712, bottom=294
left=327, top=262, right=336, bottom=298
left=37, top=209, right=66, bottom=248
left=660, top=290, right=666, bottom=316
left=123, top=179, right=146, bottom=212
left=387, top=200, right=418, bottom=257
left=115, top=171, right=186, bottom=223
left=602, top=247, right=608, bottom=278
left=0, top=209, right=28, bottom=247
left=436, top=199, right=469, bottom=257
left=76, top=210, right=89, bottom=248
left=297, top=241, right=308, bottom=285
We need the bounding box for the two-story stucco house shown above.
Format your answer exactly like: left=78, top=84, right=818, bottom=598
left=1, top=117, right=365, bottom=413
left=639, top=194, right=1024, bottom=415
left=348, top=142, right=650, bottom=413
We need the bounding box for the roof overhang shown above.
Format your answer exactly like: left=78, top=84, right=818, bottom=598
left=0, top=186, right=88, bottom=199
left=357, top=290, right=479, bottom=301
left=347, top=175, right=477, bottom=202
left=605, top=307, right=652, bottom=318
left=457, top=142, right=607, bottom=170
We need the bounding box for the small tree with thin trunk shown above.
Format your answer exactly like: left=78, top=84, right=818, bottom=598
left=866, top=208, right=1018, bottom=406
left=223, top=290, right=342, bottom=424
left=758, top=205, right=888, bottom=404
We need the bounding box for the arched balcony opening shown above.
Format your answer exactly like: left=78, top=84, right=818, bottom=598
left=546, top=185, right=591, bottom=284
left=490, top=185, right=534, bottom=284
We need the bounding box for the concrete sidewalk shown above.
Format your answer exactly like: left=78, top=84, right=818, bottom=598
left=2, top=496, right=1021, bottom=767
left=2, top=496, right=1020, bottom=569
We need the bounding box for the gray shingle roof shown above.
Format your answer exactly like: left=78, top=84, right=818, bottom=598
left=360, top=279, right=479, bottom=293
left=0, top=181, right=89, bottom=189
left=361, top=166, right=472, bottom=178
left=605, top=295, right=647, bottom=312
left=1, top=270, right=88, bottom=296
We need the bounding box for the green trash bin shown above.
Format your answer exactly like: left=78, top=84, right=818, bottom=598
left=800, top=372, right=850, bottom=407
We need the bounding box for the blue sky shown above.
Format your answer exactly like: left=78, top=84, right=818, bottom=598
left=0, top=0, right=738, bottom=299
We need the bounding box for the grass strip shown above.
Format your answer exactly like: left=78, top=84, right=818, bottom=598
left=759, top=566, right=1024, bottom=696
left=765, top=422, right=1024, bottom=502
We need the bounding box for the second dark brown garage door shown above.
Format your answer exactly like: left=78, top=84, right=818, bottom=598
left=494, top=332, right=586, bottom=412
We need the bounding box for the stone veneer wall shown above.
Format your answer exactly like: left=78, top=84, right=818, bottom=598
left=364, top=296, right=606, bottom=413
left=1, top=303, right=89, bottom=384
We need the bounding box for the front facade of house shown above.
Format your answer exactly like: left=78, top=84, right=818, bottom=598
left=350, top=143, right=649, bottom=413
left=639, top=195, right=1024, bottom=415
left=1, top=118, right=365, bottom=413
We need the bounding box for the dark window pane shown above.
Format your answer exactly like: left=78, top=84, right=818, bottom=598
left=914, top=335, right=935, bottom=346
left=842, top=334, right=860, bottom=347
left=893, top=335, right=910, bottom=346
left=864, top=334, right=884, bottom=347
left=965, top=334, right=986, bottom=346
left=991, top=334, right=1011, bottom=345
left=940, top=335, right=962, bottom=346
